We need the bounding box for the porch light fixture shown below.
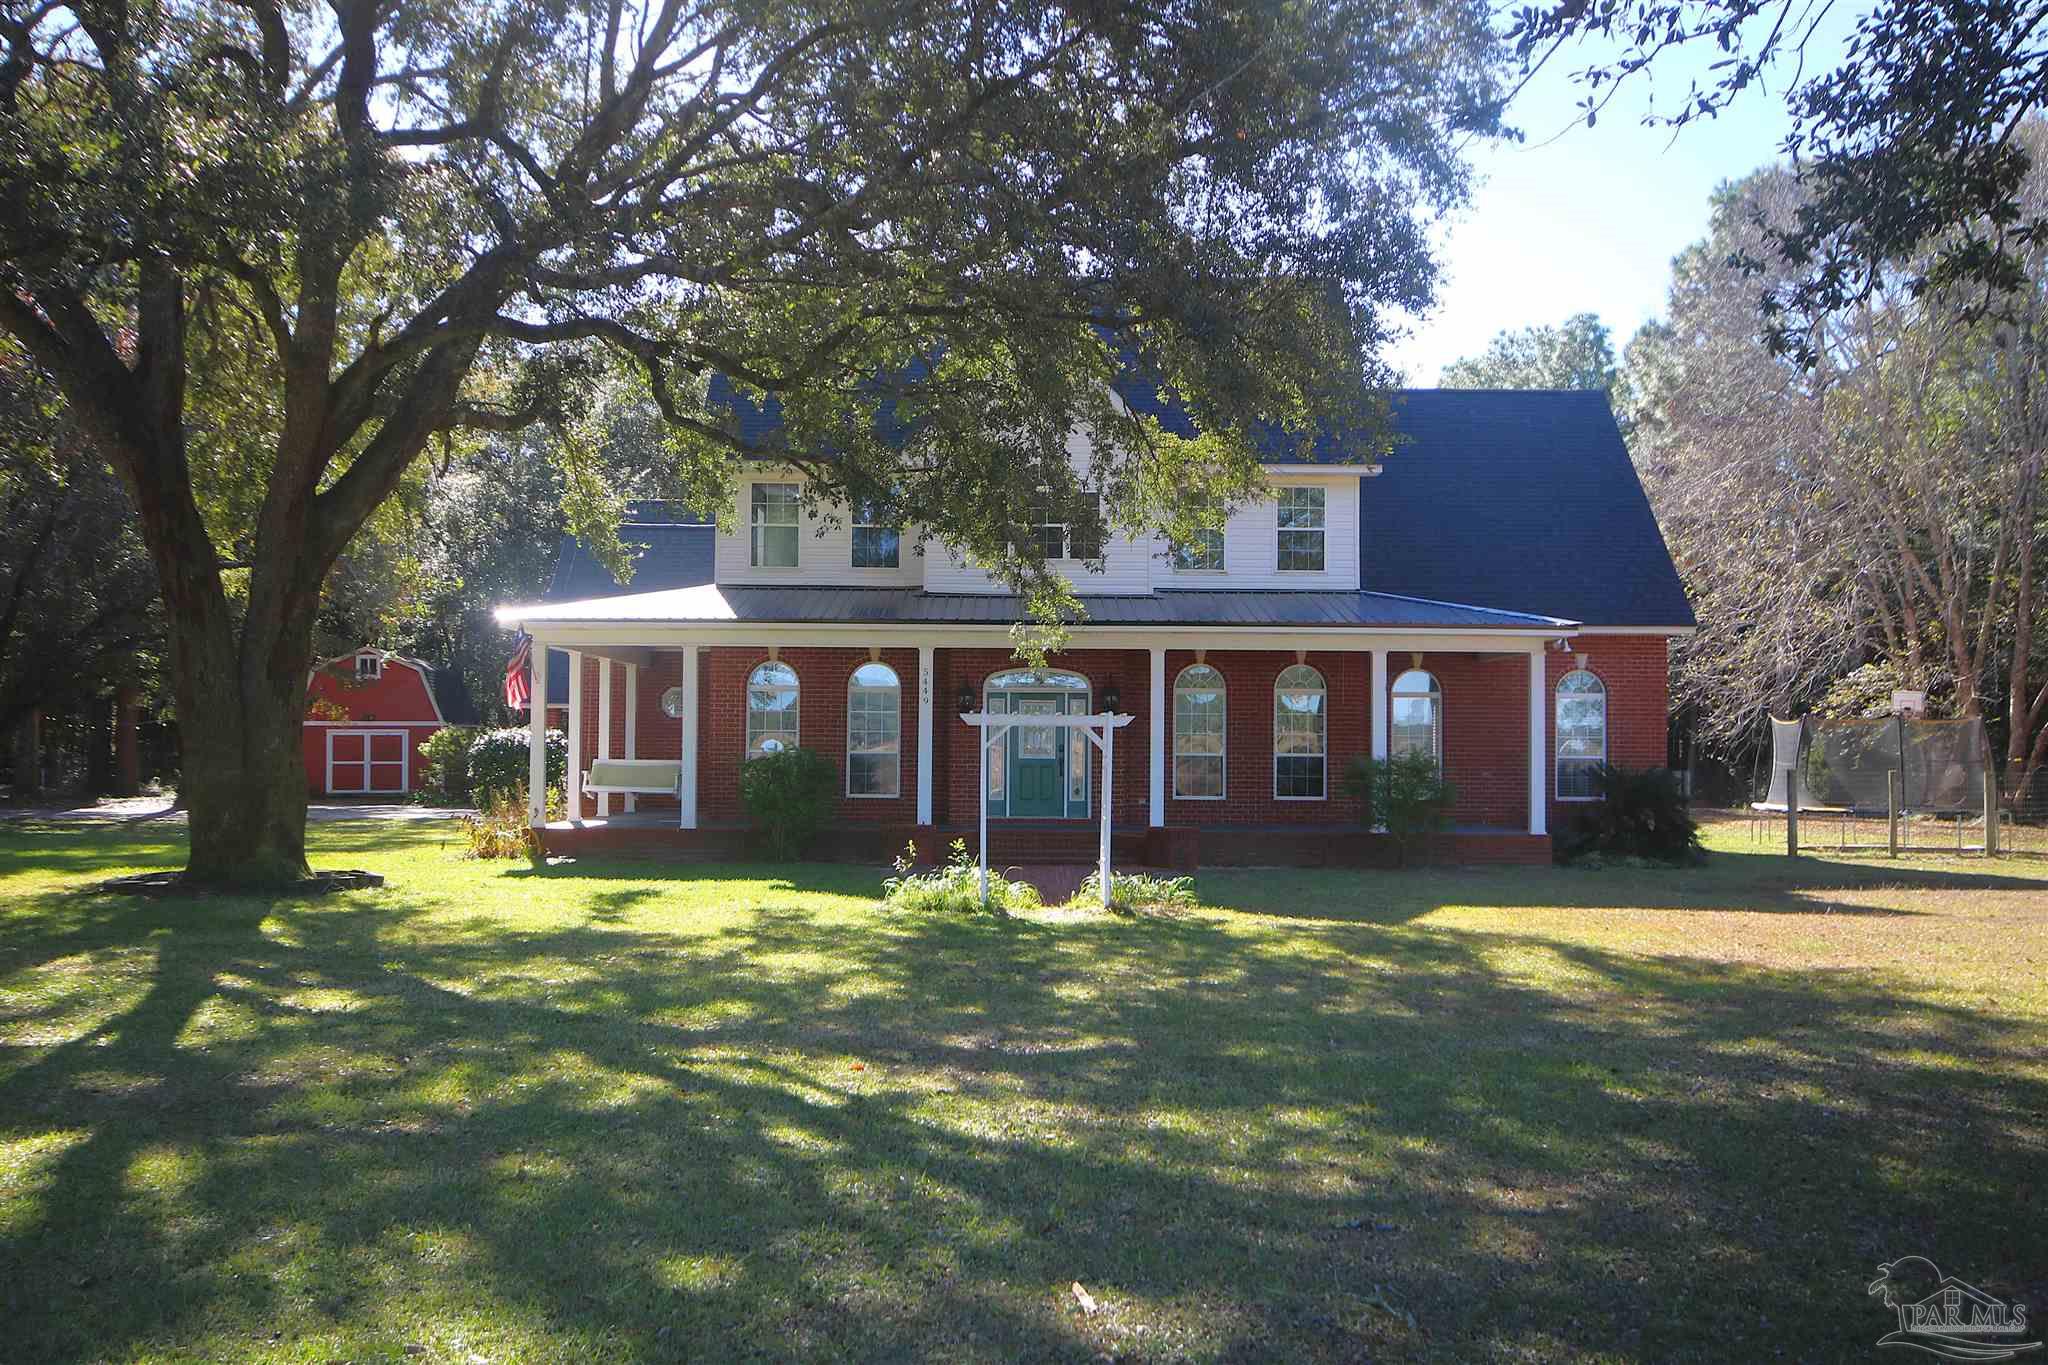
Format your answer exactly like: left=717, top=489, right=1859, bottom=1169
left=956, top=683, right=976, bottom=713
left=1101, top=681, right=1121, bottom=713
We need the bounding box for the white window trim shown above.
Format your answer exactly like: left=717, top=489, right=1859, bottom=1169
left=1172, top=663, right=1227, bottom=800
left=845, top=663, right=901, bottom=798
left=745, top=661, right=800, bottom=761
left=1554, top=669, right=1608, bottom=801
left=1390, top=669, right=1444, bottom=773
left=1169, top=529, right=1226, bottom=575
left=1275, top=486, right=1327, bottom=573
left=850, top=503, right=901, bottom=570
left=1273, top=664, right=1328, bottom=801
left=324, top=727, right=408, bottom=794
left=1020, top=489, right=1101, bottom=563
left=354, top=652, right=383, bottom=681
left=749, top=481, right=801, bottom=570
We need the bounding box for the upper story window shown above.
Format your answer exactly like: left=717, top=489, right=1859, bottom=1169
left=750, top=483, right=800, bottom=567
left=846, top=662, right=900, bottom=797
left=1170, top=528, right=1225, bottom=572
left=746, top=661, right=799, bottom=759
left=1274, top=663, right=1327, bottom=799
left=1276, top=486, right=1326, bottom=572
left=1019, top=490, right=1101, bottom=561
left=1556, top=669, right=1607, bottom=800
left=851, top=500, right=901, bottom=569
left=1391, top=669, right=1443, bottom=771
left=354, top=652, right=383, bottom=681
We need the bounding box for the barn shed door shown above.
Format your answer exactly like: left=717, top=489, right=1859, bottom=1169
left=327, top=730, right=408, bottom=794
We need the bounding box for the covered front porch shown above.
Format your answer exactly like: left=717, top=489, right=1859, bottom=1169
left=513, top=619, right=1571, bottom=869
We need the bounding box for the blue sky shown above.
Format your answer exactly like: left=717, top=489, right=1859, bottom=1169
left=1389, top=9, right=1863, bottom=383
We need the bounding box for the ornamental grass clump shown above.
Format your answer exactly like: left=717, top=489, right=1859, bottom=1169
left=882, top=840, right=1041, bottom=915
left=460, top=788, right=559, bottom=861
left=1073, top=869, right=1197, bottom=913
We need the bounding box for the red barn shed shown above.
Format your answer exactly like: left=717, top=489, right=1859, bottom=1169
left=302, top=649, right=476, bottom=796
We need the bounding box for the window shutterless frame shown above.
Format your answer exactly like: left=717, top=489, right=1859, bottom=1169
left=1275, top=486, right=1326, bottom=572
left=846, top=662, right=901, bottom=797
left=1172, top=663, right=1227, bottom=799
left=1170, top=528, right=1225, bottom=573
left=1390, top=669, right=1443, bottom=773
left=745, top=661, right=800, bottom=760
left=851, top=500, right=901, bottom=569
left=1555, top=669, right=1607, bottom=800
left=750, top=482, right=800, bottom=568
left=1273, top=663, right=1327, bottom=799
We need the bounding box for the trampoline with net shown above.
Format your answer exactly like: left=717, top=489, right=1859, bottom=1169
left=1750, top=715, right=1997, bottom=853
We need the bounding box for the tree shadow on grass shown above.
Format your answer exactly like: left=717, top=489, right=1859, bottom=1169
left=0, top=853, right=2043, bottom=1362
left=1194, top=843, right=2048, bottom=925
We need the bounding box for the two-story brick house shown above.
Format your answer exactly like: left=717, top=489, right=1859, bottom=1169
left=498, top=385, right=1693, bottom=867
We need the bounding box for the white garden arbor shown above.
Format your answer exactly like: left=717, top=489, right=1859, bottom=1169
left=960, top=707, right=1134, bottom=909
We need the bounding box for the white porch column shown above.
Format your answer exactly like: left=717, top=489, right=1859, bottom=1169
left=565, top=650, right=584, bottom=821
left=916, top=645, right=934, bottom=826
left=1147, top=646, right=1165, bottom=827
left=526, top=636, right=547, bottom=826
left=1369, top=648, right=1389, bottom=761
left=596, top=657, right=612, bottom=818
left=1528, top=648, right=1548, bottom=836
left=678, top=645, right=699, bottom=829
left=624, top=663, right=639, bottom=813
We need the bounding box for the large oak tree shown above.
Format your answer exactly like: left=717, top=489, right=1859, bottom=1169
left=0, top=0, right=1502, bottom=883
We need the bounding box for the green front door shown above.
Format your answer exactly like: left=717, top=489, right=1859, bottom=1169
left=1008, top=695, right=1066, bottom=817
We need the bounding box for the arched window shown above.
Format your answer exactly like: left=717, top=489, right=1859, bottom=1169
left=745, top=662, right=799, bottom=760
left=1390, top=669, right=1442, bottom=771
left=1274, top=664, right=1327, bottom=799
left=1555, top=669, right=1607, bottom=799
left=846, top=662, right=900, bottom=797
left=1173, top=664, right=1227, bottom=798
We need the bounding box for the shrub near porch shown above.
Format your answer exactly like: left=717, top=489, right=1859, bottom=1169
left=0, top=816, right=2043, bottom=1362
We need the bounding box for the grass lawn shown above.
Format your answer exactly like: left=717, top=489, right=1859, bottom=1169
left=2, top=815, right=2045, bottom=1363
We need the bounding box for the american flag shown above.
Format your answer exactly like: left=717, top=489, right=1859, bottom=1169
left=503, top=630, right=532, bottom=710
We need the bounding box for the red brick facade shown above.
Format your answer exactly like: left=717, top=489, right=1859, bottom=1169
left=563, top=634, right=1671, bottom=841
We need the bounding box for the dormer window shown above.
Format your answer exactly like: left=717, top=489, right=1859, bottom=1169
left=1276, top=487, right=1326, bottom=572
left=354, top=652, right=383, bottom=681
left=751, top=483, right=800, bottom=567
left=852, top=500, right=901, bottom=569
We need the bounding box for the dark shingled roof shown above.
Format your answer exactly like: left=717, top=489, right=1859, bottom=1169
left=545, top=501, right=715, bottom=699
left=529, top=391, right=1692, bottom=634
left=430, top=667, right=481, bottom=725
left=1361, top=390, right=1693, bottom=628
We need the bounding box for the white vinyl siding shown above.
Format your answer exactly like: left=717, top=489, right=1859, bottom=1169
left=714, top=473, right=923, bottom=585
